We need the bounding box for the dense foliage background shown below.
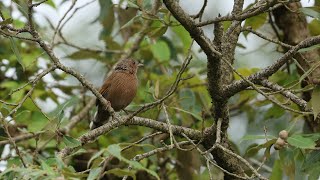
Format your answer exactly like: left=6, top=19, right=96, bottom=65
left=1, top=0, right=320, bottom=179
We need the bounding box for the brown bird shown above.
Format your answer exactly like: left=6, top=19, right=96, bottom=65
left=90, top=58, right=142, bottom=129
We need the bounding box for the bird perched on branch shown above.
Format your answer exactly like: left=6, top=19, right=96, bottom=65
left=90, top=58, right=142, bottom=130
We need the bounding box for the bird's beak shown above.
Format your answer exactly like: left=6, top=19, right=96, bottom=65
left=138, top=63, right=144, bottom=67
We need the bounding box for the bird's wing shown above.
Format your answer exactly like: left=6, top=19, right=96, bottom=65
left=96, top=72, right=117, bottom=106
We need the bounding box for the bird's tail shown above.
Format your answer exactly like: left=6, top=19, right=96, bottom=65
left=90, top=105, right=110, bottom=130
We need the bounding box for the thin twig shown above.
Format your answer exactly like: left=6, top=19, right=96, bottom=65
left=51, top=0, right=78, bottom=45
left=242, top=27, right=292, bottom=48
left=0, top=132, right=43, bottom=146
left=0, top=100, right=17, bottom=106
left=31, top=0, right=48, bottom=7
left=122, top=132, right=163, bottom=152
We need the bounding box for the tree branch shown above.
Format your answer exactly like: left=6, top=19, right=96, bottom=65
left=58, top=115, right=209, bottom=158
left=224, top=35, right=320, bottom=98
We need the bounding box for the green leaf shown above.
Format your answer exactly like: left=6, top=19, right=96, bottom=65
left=148, top=26, right=168, bottom=38
left=150, top=40, right=170, bottom=62
left=66, top=51, right=102, bottom=60
left=11, top=90, right=24, bottom=102
left=104, top=37, right=121, bottom=50
left=119, top=142, right=155, bottom=150
left=62, top=166, right=88, bottom=178
left=240, top=135, right=277, bottom=143
left=179, top=88, right=195, bottom=111
left=66, top=148, right=87, bottom=158
left=45, top=0, right=56, bottom=8
left=244, top=143, right=259, bottom=157
left=26, top=111, right=49, bottom=132
left=270, top=70, right=298, bottom=85
left=0, top=167, right=45, bottom=179
left=88, top=149, right=107, bottom=168
left=49, top=96, right=79, bottom=120
left=264, top=141, right=273, bottom=159
left=308, top=167, right=320, bottom=180
left=245, top=139, right=276, bottom=157
left=9, top=37, right=24, bottom=71
left=170, top=107, right=202, bottom=121
left=301, top=133, right=320, bottom=141
left=279, top=148, right=295, bottom=179
left=287, top=134, right=316, bottom=149
left=0, top=105, right=11, bottom=117
left=0, top=18, right=13, bottom=25
left=87, top=167, right=102, bottom=180
left=244, top=13, right=267, bottom=37
left=99, top=0, right=114, bottom=39
left=264, top=105, right=285, bottom=119
left=234, top=68, right=260, bottom=80
left=300, top=7, right=320, bottom=19
left=15, top=110, right=31, bottom=122
left=138, top=0, right=152, bottom=10
left=54, top=156, right=66, bottom=170
left=107, top=144, right=160, bottom=180
left=223, top=21, right=232, bottom=31
left=11, top=0, right=28, bottom=16
left=107, top=144, right=122, bottom=158
left=127, top=1, right=140, bottom=9
left=302, top=151, right=320, bottom=173
left=119, top=15, right=141, bottom=30
left=40, top=160, right=55, bottom=176
left=37, top=130, right=56, bottom=148
left=311, top=85, right=320, bottom=119
left=171, top=25, right=192, bottom=53
left=22, top=98, right=39, bottom=112
left=0, top=81, right=19, bottom=89
left=270, top=159, right=283, bottom=180
left=309, top=19, right=320, bottom=36
left=63, top=135, right=81, bottom=148
left=106, top=168, right=136, bottom=180
left=298, top=61, right=320, bottom=83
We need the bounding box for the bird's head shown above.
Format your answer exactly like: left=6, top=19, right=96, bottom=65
left=115, top=58, right=143, bottom=74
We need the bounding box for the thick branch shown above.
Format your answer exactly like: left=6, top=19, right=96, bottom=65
left=59, top=115, right=210, bottom=158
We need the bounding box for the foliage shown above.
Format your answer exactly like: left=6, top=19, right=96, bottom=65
left=0, top=0, right=320, bottom=179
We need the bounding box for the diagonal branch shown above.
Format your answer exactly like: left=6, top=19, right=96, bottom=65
left=259, top=79, right=309, bottom=111
left=224, top=35, right=320, bottom=98
left=58, top=115, right=209, bottom=158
